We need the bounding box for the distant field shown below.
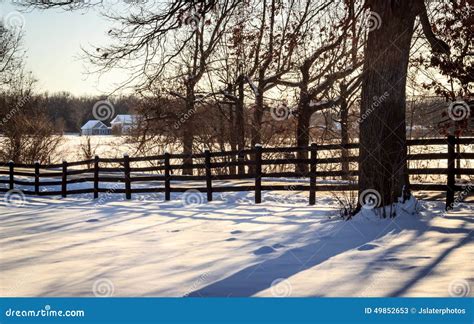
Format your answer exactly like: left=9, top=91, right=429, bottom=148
left=56, top=134, right=132, bottom=161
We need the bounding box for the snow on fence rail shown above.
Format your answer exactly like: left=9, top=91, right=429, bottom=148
left=0, top=136, right=472, bottom=209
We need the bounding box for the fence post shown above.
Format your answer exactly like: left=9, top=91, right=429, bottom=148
left=309, top=143, right=317, bottom=205
left=456, top=135, right=461, bottom=179
left=94, top=155, right=99, bottom=199
left=62, top=160, right=67, bottom=198
left=164, top=153, right=171, bottom=201
left=205, top=150, right=213, bottom=202
left=446, top=135, right=456, bottom=210
left=124, top=154, right=132, bottom=200
left=34, top=161, right=40, bottom=195
left=255, top=144, right=262, bottom=204
left=238, top=151, right=245, bottom=175
left=8, top=161, right=14, bottom=191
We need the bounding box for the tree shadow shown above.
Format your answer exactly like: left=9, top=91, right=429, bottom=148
left=187, top=218, right=411, bottom=297
left=188, top=210, right=473, bottom=297
left=388, top=232, right=472, bottom=296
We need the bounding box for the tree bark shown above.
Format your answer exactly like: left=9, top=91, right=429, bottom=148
left=236, top=75, right=246, bottom=174
left=182, top=83, right=195, bottom=175
left=228, top=84, right=237, bottom=176
left=296, top=69, right=311, bottom=174
left=340, top=83, right=350, bottom=180
left=358, top=1, right=418, bottom=208
left=249, top=88, right=264, bottom=174
left=251, top=88, right=264, bottom=147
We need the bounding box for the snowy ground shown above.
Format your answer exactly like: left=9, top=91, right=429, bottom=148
left=0, top=190, right=472, bottom=297
left=56, top=135, right=131, bottom=161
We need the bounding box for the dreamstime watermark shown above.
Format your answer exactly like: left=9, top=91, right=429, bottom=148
left=270, top=278, right=292, bottom=297
left=356, top=91, right=390, bottom=127
left=92, top=99, right=115, bottom=121
left=182, top=272, right=212, bottom=297
left=92, top=278, right=115, bottom=297
left=4, top=189, right=26, bottom=208
left=0, top=94, right=31, bottom=127
left=442, top=184, right=472, bottom=216
left=95, top=183, right=121, bottom=207
left=359, top=189, right=381, bottom=210
left=4, top=304, right=85, bottom=318
left=180, top=10, right=203, bottom=31
left=174, top=107, right=197, bottom=129
left=1, top=10, right=26, bottom=31
left=136, top=191, right=162, bottom=203
left=182, top=189, right=205, bottom=206
left=447, top=100, right=470, bottom=122
left=364, top=11, right=382, bottom=32
left=270, top=104, right=296, bottom=121
left=449, top=279, right=471, bottom=297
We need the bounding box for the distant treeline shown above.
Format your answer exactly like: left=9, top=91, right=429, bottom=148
left=0, top=92, right=138, bottom=133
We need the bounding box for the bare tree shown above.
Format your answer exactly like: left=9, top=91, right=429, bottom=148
left=357, top=0, right=449, bottom=212
left=0, top=22, right=23, bottom=87
left=274, top=1, right=363, bottom=172
left=0, top=70, right=63, bottom=164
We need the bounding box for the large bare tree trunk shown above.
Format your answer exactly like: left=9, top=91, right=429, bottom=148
left=249, top=89, right=264, bottom=174
left=236, top=75, right=246, bottom=174
left=358, top=1, right=417, bottom=208
left=296, top=70, right=311, bottom=174
left=251, top=89, right=264, bottom=147
left=182, top=84, right=195, bottom=175
left=228, top=85, right=237, bottom=176
left=340, top=84, right=350, bottom=180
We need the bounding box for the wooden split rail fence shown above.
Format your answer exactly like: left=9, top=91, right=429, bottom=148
left=0, top=136, right=472, bottom=209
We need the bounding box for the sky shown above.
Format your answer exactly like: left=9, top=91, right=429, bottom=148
left=1, top=1, right=129, bottom=96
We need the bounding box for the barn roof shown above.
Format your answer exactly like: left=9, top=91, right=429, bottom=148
left=81, top=120, right=108, bottom=130
left=110, top=115, right=139, bottom=124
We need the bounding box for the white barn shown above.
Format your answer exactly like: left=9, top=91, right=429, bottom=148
left=110, top=115, right=139, bottom=134
left=81, top=120, right=111, bottom=136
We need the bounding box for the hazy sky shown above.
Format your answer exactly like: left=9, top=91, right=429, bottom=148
left=1, top=1, right=129, bottom=96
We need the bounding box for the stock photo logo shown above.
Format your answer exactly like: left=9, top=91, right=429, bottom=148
left=364, top=11, right=382, bottom=32
left=182, top=189, right=205, bottom=206
left=354, top=92, right=390, bottom=128
left=92, top=278, right=115, bottom=297
left=1, top=10, right=26, bottom=31
left=5, top=189, right=26, bottom=208
left=359, top=189, right=381, bottom=210
left=448, top=100, right=470, bottom=122
left=180, top=11, right=203, bottom=31
left=182, top=272, right=212, bottom=297
left=270, top=105, right=295, bottom=121
left=271, top=278, right=292, bottom=297
left=92, top=99, right=115, bottom=121
left=448, top=279, right=471, bottom=297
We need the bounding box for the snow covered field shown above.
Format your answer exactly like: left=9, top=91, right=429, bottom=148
left=0, top=191, right=472, bottom=297
left=56, top=135, right=131, bottom=161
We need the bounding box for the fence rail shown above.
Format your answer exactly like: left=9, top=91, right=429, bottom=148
left=1, top=136, right=472, bottom=209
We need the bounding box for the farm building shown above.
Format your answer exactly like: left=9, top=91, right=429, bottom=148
left=110, top=115, right=140, bottom=135
left=81, top=120, right=112, bottom=136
